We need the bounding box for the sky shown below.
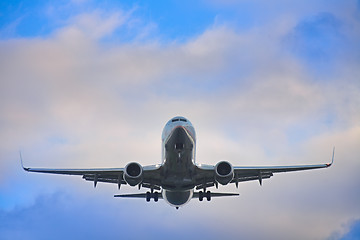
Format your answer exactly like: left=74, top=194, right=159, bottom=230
left=0, top=0, right=359, bottom=239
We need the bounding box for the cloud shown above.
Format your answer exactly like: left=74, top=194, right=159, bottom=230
left=0, top=190, right=243, bottom=240
left=1, top=1, right=360, bottom=239
left=57, top=11, right=129, bottom=40
left=341, top=219, right=360, bottom=240
left=328, top=219, right=360, bottom=240
left=283, top=12, right=346, bottom=76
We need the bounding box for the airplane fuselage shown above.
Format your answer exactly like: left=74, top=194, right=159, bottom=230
left=160, top=117, right=197, bottom=207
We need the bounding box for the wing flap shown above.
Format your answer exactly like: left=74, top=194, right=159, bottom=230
left=83, top=174, right=127, bottom=185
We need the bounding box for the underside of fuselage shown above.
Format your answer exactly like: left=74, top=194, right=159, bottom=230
left=162, top=126, right=196, bottom=191
left=160, top=121, right=197, bottom=207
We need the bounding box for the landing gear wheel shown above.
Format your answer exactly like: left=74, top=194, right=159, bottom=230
left=206, top=191, right=211, bottom=201
left=199, top=191, right=204, bottom=201
left=153, top=192, right=159, bottom=202
left=146, top=191, right=151, bottom=202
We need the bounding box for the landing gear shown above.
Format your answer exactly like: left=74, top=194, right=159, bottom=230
left=154, top=192, right=159, bottom=202
left=199, top=191, right=204, bottom=201
left=206, top=191, right=211, bottom=201
left=198, top=191, right=211, bottom=202
left=146, top=191, right=159, bottom=202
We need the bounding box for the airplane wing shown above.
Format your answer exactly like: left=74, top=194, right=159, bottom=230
left=21, top=154, right=162, bottom=190
left=195, top=148, right=334, bottom=188
left=231, top=161, right=332, bottom=186
left=22, top=166, right=127, bottom=187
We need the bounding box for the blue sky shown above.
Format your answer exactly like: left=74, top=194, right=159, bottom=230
left=1, top=1, right=360, bottom=239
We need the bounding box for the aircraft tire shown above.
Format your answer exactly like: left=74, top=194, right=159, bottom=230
left=154, top=192, right=159, bottom=202
left=206, top=191, right=211, bottom=201
left=199, top=191, right=204, bottom=201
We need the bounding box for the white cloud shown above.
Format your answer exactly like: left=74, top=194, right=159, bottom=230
left=0, top=4, right=359, bottom=239
left=50, top=11, right=127, bottom=45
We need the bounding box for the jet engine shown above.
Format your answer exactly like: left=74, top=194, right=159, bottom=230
left=123, top=162, right=143, bottom=186
left=215, top=161, right=234, bottom=185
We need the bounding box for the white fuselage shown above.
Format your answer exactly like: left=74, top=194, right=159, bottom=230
left=160, top=116, right=197, bottom=207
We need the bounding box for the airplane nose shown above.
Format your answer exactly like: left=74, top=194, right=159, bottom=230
left=172, top=126, right=186, bottom=136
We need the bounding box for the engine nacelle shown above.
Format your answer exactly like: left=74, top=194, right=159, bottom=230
left=215, top=161, right=234, bottom=185
left=123, top=162, right=143, bottom=186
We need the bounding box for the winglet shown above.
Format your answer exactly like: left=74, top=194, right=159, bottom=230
left=327, top=147, right=335, bottom=167
left=19, top=151, right=29, bottom=171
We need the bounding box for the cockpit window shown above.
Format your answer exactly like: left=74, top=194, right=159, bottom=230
left=172, top=118, right=187, bottom=122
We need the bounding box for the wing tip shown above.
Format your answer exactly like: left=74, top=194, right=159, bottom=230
left=19, top=151, right=30, bottom=171
left=326, top=146, right=335, bottom=167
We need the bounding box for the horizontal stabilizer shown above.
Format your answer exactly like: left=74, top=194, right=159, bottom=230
left=114, top=192, right=239, bottom=199
left=115, top=193, right=146, bottom=198
left=114, top=192, right=163, bottom=199
left=192, top=192, right=239, bottom=198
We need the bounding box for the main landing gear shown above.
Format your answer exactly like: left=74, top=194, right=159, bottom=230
left=198, top=191, right=211, bottom=201
left=146, top=191, right=159, bottom=202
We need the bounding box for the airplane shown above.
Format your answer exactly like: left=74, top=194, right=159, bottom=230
left=22, top=116, right=334, bottom=209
